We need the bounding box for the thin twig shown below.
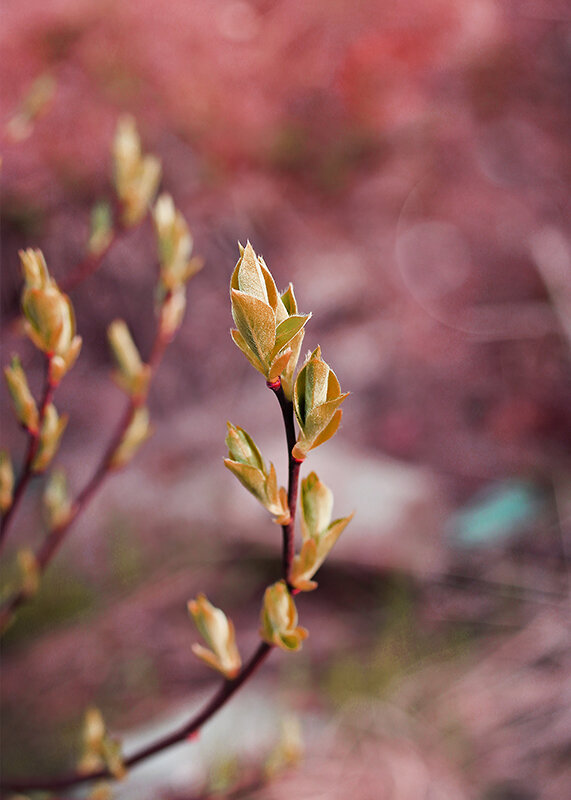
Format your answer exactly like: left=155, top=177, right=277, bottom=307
left=0, top=641, right=273, bottom=794
left=0, top=354, right=56, bottom=551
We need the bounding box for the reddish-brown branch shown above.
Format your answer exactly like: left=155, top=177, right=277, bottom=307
left=0, top=355, right=56, bottom=552
left=0, top=299, right=174, bottom=632
left=267, top=380, right=302, bottom=588
left=0, top=641, right=273, bottom=795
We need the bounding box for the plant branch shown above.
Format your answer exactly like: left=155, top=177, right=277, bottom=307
left=267, top=381, right=301, bottom=588
left=0, top=301, right=174, bottom=633
left=0, top=641, right=273, bottom=795
left=0, top=354, right=56, bottom=552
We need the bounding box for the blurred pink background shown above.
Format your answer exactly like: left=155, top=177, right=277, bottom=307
left=1, top=1, right=570, bottom=798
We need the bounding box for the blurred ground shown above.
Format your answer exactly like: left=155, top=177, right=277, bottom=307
left=1, top=1, right=570, bottom=799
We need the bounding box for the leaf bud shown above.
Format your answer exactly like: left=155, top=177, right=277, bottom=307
left=188, top=593, right=242, bottom=678
left=43, top=468, right=71, bottom=529
left=153, top=193, right=202, bottom=293
left=107, top=320, right=151, bottom=398
left=113, top=115, right=161, bottom=227
left=0, top=451, right=14, bottom=513
left=292, top=346, right=348, bottom=460
left=230, top=242, right=310, bottom=382
left=79, top=708, right=126, bottom=781
left=4, top=356, right=39, bottom=433
left=224, top=423, right=290, bottom=524
left=290, top=472, right=353, bottom=592
left=32, top=404, right=68, bottom=472
left=109, top=406, right=152, bottom=469
left=265, top=715, right=303, bottom=778
left=260, top=580, right=308, bottom=651
left=20, top=249, right=79, bottom=361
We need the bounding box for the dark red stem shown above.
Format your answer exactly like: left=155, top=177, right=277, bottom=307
left=267, top=380, right=302, bottom=588
left=0, top=642, right=272, bottom=794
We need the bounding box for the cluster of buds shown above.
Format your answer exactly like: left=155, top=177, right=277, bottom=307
left=20, top=249, right=82, bottom=385
left=188, top=594, right=242, bottom=679
left=230, top=243, right=310, bottom=392
left=112, top=115, right=161, bottom=227
left=224, top=423, right=289, bottom=524
left=3, top=250, right=80, bottom=477
left=189, top=580, right=307, bottom=680
left=290, top=473, right=353, bottom=591
left=78, top=708, right=126, bottom=781
left=153, top=193, right=203, bottom=341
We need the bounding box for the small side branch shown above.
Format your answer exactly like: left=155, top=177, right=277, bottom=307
left=0, top=302, right=174, bottom=632
left=0, top=641, right=273, bottom=794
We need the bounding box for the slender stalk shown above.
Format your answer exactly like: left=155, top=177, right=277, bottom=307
left=267, top=380, right=302, bottom=588
left=0, top=641, right=273, bottom=794
left=0, top=305, right=173, bottom=632
left=0, top=355, right=56, bottom=551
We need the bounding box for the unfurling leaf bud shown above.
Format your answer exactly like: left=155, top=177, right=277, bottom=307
left=79, top=708, right=127, bottom=781
left=260, top=581, right=308, bottom=651
left=113, top=115, right=161, bottom=227
left=107, top=320, right=151, bottom=398
left=224, top=423, right=289, bottom=524
left=230, top=242, right=310, bottom=383
left=0, top=451, right=14, bottom=513
left=20, top=249, right=80, bottom=365
left=153, top=193, right=203, bottom=294
left=18, top=548, right=40, bottom=598
left=43, top=468, right=71, bottom=529
left=32, top=404, right=68, bottom=473
left=292, top=346, right=348, bottom=460
left=188, top=593, right=242, bottom=678
left=109, top=406, right=152, bottom=470
left=265, top=715, right=303, bottom=778
left=290, top=472, right=353, bottom=592
left=4, top=356, right=39, bottom=433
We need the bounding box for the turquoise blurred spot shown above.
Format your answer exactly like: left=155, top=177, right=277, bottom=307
left=450, top=480, right=543, bottom=548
